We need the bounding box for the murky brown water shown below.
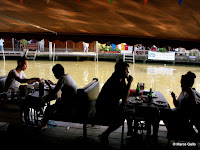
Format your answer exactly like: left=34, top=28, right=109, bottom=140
left=1, top=60, right=200, bottom=108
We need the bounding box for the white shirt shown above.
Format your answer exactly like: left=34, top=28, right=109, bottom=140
left=0, top=39, right=4, bottom=46
left=39, top=39, right=44, bottom=46
left=47, top=74, right=77, bottom=102
left=85, top=43, right=89, bottom=48
left=55, top=74, right=77, bottom=97
left=4, top=69, right=26, bottom=92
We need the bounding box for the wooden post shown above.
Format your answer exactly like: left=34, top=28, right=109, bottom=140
left=66, top=41, right=68, bottom=52
left=53, top=43, right=56, bottom=61
left=132, top=46, right=135, bottom=63
left=2, top=46, right=5, bottom=62
left=49, top=42, right=52, bottom=60
left=95, top=41, right=98, bottom=62
left=12, top=38, right=14, bottom=51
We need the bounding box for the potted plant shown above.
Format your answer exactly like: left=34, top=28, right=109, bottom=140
left=20, top=39, right=28, bottom=51
left=158, top=48, right=167, bottom=52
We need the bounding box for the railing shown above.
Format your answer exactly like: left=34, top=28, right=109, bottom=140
left=134, top=50, right=200, bottom=57
left=0, top=50, right=25, bottom=57
left=134, top=50, right=149, bottom=55
left=132, top=50, right=200, bottom=63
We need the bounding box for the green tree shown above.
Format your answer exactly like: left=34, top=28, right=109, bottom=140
left=20, top=39, right=28, bottom=50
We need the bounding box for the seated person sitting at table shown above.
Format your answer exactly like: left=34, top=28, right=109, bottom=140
left=163, top=71, right=197, bottom=138
left=42, top=63, right=77, bottom=129
left=4, top=56, right=41, bottom=124
left=4, top=56, right=41, bottom=93
left=95, top=61, right=134, bottom=146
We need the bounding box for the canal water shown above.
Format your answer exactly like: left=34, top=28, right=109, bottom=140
left=1, top=60, right=200, bottom=108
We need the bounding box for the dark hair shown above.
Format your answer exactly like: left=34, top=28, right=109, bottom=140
left=182, top=71, right=196, bottom=87
left=17, top=56, right=27, bottom=65
left=115, top=61, right=129, bottom=73
left=52, top=64, right=64, bottom=74
left=187, top=71, right=196, bottom=86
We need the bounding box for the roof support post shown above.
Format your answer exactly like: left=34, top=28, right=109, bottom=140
left=53, top=43, right=55, bottom=61
left=66, top=41, right=68, bottom=52
left=95, top=41, right=98, bottom=62
left=12, top=38, right=14, bottom=51
left=49, top=42, right=52, bottom=60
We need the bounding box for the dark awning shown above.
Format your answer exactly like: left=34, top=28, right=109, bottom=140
left=0, top=0, right=200, bottom=49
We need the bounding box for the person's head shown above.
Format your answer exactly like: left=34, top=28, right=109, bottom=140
left=17, top=56, right=28, bottom=71
left=114, top=61, right=129, bottom=78
left=52, top=64, right=65, bottom=79
left=181, top=71, right=196, bottom=91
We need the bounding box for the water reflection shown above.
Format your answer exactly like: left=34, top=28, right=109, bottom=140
left=147, top=66, right=175, bottom=76
left=1, top=60, right=200, bottom=109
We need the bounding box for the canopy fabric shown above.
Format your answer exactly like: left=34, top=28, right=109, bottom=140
left=0, top=0, right=200, bottom=49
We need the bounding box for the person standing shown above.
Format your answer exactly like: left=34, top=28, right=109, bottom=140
left=95, top=61, right=133, bottom=147
left=83, top=42, right=89, bottom=53
left=15, top=39, right=19, bottom=51
left=0, top=38, right=4, bottom=51
left=39, top=39, right=45, bottom=52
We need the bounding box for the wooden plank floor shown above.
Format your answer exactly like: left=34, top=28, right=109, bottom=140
left=0, top=121, right=199, bottom=149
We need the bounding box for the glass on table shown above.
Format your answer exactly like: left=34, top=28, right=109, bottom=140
left=139, top=83, right=145, bottom=90
left=29, top=86, right=35, bottom=95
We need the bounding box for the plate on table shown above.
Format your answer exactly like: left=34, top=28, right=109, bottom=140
left=31, top=82, right=39, bottom=89
left=44, top=85, right=55, bottom=90
left=143, top=90, right=150, bottom=93
left=128, top=97, right=143, bottom=104
left=152, top=93, right=158, bottom=98
left=153, top=101, right=168, bottom=107
left=143, top=90, right=154, bottom=95
left=44, top=86, right=49, bottom=90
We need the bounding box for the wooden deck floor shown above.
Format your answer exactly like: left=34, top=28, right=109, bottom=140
left=0, top=121, right=199, bottom=149
left=0, top=51, right=97, bottom=58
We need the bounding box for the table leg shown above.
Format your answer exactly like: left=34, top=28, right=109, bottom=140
left=146, top=120, right=151, bottom=138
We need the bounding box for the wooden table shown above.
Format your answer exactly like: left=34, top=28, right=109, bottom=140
left=126, top=91, right=170, bottom=138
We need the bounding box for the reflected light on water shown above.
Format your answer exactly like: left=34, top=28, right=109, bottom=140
left=1, top=60, right=200, bottom=109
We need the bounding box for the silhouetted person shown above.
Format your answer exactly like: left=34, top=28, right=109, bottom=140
left=95, top=61, right=133, bottom=147
left=164, top=71, right=197, bottom=138
left=42, top=64, right=77, bottom=129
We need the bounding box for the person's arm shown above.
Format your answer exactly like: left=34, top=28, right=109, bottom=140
left=13, top=70, right=41, bottom=84
left=42, top=78, right=63, bottom=102
left=14, top=76, right=40, bottom=84
left=50, top=78, right=63, bottom=94
left=122, top=75, right=133, bottom=104
left=46, top=79, right=56, bottom=85
left=171, top=92, right=179, bottom=107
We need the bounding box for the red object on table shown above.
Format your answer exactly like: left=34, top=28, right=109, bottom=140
left=129, top=89, right=143, bottom=96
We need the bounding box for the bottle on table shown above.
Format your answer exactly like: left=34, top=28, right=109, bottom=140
left=136, top=82, right=140, bottom=96
left=147, top=88, right=152, bottom=105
